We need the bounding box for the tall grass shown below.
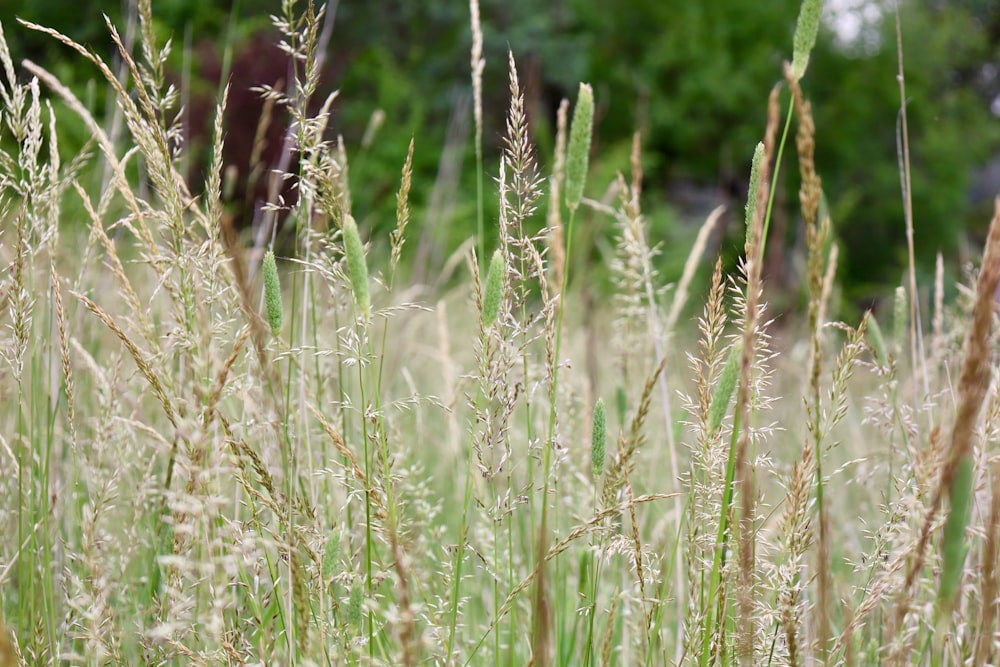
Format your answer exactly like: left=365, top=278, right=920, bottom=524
left=2, top=1, right=1000, bottom=665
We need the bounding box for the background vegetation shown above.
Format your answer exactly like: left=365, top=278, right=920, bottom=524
left=3, top=0, right=999, bottom=304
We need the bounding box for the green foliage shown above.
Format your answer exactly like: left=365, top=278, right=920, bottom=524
left=939, top=454, right=975, bottom=612
left=808, top=2, right=1000, bottom=301
left=12, top=0, right=1000, bottom=301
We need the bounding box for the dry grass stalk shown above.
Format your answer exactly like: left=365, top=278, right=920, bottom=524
left=732, top=84, right=777, bottom=666
left=975, top=460, right=1000, bottom=665
left=936, top=196, right=1000, bottom=608
left=73, top=292, right=179, bottom=432
left=502, top=51, right=543, bottom=243
left=621, top=444, right=650, bottom=638
left=816, top=242, right=839, bottom=330
left=665, top=205, right=725, bottom=333
left=389, top=522, right=417, bottom=667
left=601, top=593, right=619, bottom=667
left=764, top=84, right=782, bottom=168
left=530, top=523, right=553, bottom=667
left=890, top=196, right=1000, bottom=649
left=0, top=620, right=17, bottom=667
left=310, top=405, right=387, bottom=520
left=785, top=68, right=821, bottom=232
left=476, top=493, right=675, bottom=644
left=777, top=445, right=815, bottom=667
left=546, top=99, right=570, bottom=292
left=49, top=264, right=76, bottom=448
left=894, top=5, right=924, bottom=410
left=204, top=325, right=252, bottom=423
left=602, top=357, right=667, bottom=511
left=219, top=210, right=272, bottom=369
left=71, top=182, right=151, bottom=340
left=391, top=138, right=415, bottom=273
left=469, top=0, right=484, bottom=158
left=22, top=54, right=182, bottom=310
left=932, top=252, right=945, bottom=377
left=785, top=60, right=832, bottom=660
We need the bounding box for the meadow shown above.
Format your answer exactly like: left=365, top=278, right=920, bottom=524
left=1, top=0, right=999, bottom=665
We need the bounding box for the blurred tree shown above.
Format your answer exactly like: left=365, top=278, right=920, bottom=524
left=808, top=0, right=1000, bottom=301
left=2, top=0, right=997, bottom=301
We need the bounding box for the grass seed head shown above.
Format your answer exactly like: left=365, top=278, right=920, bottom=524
left=591, top=398, right=606, bottom=478
left=348, top=579, right=363, bottom=631
left=565, top=82, right=594, bottom=213
left=709, top=342, right=742, bottom=437
left=343, top=214, right=371, bottom=317
left=791, top=0, right=823, bottom=80
left=322, top=530, right=340, bottom=581
left=262, top=249, right=283, bottom=337
left=745, top=142, right=765, bottom=251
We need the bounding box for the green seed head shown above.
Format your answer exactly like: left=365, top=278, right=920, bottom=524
left=482, top=249, right=504, bottom=327
left=708, top=343, right=742, bottom=437
left=343, top=215, right=371, bottom=317
left=745, top=142, right=765, bottom=249
left=322, top=530, right=340, bottom=581
left=791, top=0, right=823, bottom=81
left=591, top=398, right=606, bottom=478
left=348, top=579, right=363, bottom=630
left=565, top=82, right=594, bottom=213
left=262, top=249, right=283, bottom=337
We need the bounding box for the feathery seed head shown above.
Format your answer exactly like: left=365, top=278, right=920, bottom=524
left=565, top=82, right=594, bottom=213
left=262, top=249, right=283, bottom=337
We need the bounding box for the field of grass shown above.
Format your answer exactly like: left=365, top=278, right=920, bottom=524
left=2, top=0, right=1000, bottom=665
